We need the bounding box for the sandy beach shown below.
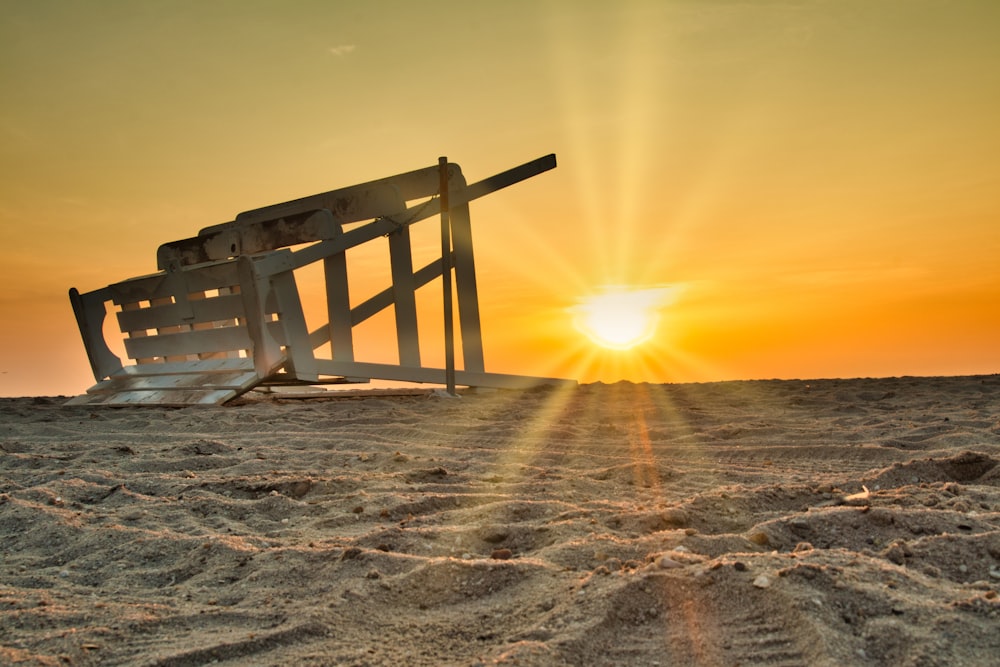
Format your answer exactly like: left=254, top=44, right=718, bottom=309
left=2, top=376, right=998, bottom=666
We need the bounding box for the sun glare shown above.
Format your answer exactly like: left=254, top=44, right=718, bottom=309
left=572, top=286, right=672, bottom=350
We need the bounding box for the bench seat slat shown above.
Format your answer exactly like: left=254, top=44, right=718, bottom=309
left=66, top=388, right=243, bottom=406
left=80, top=370, right=260, bottom=393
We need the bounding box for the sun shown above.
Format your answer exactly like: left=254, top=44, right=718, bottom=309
left=572, top=286, right=671, bottom=350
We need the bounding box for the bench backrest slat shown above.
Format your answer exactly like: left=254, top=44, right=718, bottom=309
left=116, top=292, right=244, bottom=333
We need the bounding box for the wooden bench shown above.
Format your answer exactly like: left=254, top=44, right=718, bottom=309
left=68, top=155, right=575, bottom=405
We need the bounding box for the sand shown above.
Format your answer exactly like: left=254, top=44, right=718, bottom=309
left=2, top=376, right=999, bottom=666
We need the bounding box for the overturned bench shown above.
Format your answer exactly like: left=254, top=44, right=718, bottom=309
left=68, top=155, right=575, bottom=405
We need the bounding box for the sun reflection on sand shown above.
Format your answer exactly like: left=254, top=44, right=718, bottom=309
left=590, top=382, right=724, bottom=662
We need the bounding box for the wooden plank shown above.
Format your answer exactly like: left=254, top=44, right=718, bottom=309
left=388, top=226, right=420, bottom=367
left=108, top=274, right=170, bottom=307
left=158, top=185, right=408, bottom=269
left=124, top=325, right=253, bottom=360
left=203, top=210, right=345, bottom=265
left=66, top=388, right=241, bottom=406
left=269, top=270, right=318, bottom=382
left=450, top=202, right=485, bottom=373
left=237, top=255, right=286, bottom=379
left=116, top=293, right=245, bottom=332
left=66, top=356, right=264, bottom=406
left=111, top=358, right=255, bottom=376
left=461, top=154, right=556, bottom=203
left=108, top=260, right=242, bottom=305
left=226, top=155, right=552, bottom=230
left=81, top=370, right=260, bottom=394
left=231, top=169, right=438, bottom=224
left=324, top=252, right=354, bottom=361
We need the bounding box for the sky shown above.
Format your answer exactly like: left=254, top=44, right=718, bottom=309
left=2, top=0, right=999, bottom=397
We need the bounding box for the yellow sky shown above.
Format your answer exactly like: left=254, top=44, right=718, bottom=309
left=2, top=0, right=999, bottom=396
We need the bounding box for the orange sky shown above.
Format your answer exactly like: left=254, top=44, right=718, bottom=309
left=2, top=0, right=999, bottom=396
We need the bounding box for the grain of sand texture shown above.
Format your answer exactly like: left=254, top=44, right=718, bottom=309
left=2, top=377, right=999, bottom=666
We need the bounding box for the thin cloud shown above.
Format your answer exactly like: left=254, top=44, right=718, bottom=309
left=329, top=44, right=357, bottom=57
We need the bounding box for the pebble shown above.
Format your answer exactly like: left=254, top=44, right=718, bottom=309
left=789, top=519, right=810, bottom=534
left=657, top=556, right=684, bottom=569
left=752, top=574, right=772, bottom=589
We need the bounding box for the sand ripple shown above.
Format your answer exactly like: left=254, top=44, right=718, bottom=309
left=2, top=377, right=999, bottom=665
